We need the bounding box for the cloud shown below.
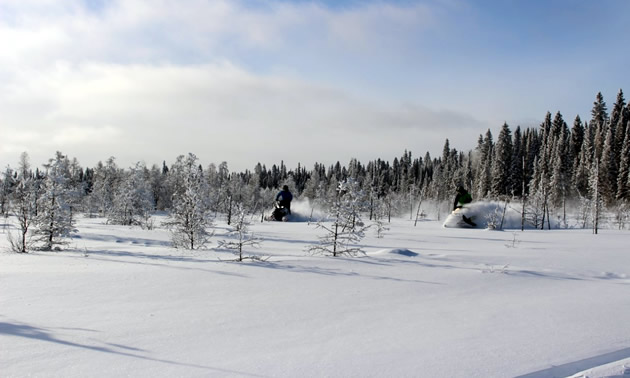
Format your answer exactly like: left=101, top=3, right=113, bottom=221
left=0, top=0, right=440, bottom=67
left=1, top=61, right=485, bottom=169
left=0, top=0, right=489, bottom=170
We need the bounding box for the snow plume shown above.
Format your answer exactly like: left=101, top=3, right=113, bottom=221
left=286, top=198, right=327, bottom=223
left=443, top=201, right=560, bottom=230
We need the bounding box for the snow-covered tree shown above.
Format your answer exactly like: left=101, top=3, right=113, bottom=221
left=1, top=166, right=15, bottom=216
left=550, top=126, right=570, bottom=208
left=591, top=92, right=609, bottom=161
left=475, top=130, right=493, bottom=198
left=217, top=203, right=262, bottom=261
left=589, top=159, right=603, bottom=234
left=89, top=157, right=120, bottom=216
left=108, top=162, right=154, bottom=227
left=165, top=154, right=213, bottom=250
left=8, top=153, right=37, bottom=253
left=35, top=152, right=76, bottom=250
left=309, top=179, right=369, bottom=257
left=573, top=126, right=594, bottom=197
left=599, top=125, right=618, bottom=205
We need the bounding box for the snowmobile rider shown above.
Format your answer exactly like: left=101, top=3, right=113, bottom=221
left=276, top=185, right=293, bottom=215
left=453, top=185, right=472, bottom=211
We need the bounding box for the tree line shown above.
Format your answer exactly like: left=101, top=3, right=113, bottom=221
left=1, top=89, right=629, bottom=251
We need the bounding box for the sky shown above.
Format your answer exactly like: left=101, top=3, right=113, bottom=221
left=1, top=0, right=629, bottom=172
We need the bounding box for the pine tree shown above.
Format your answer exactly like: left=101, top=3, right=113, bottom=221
left=591, top=92, right=609, bottom=161
left=511, top=126, right=524, bottom=197
left=616, top=120, right=630, bottom=201
left=1, top=166, right=15, bottom=216
left=490, top=123, right=513, bottom=197
left=610, top=89, right=626, bottom=153
left=589, top=159, right=603, bottom=234
left=573, top=129, right=593, bottom=197
left=475, top=130, right=493, bottom=198
left=600, top=125, right=618, bottom=205
left=569, top=115, right=585, bottom=177
left=550, top=127, right=570, bottom=224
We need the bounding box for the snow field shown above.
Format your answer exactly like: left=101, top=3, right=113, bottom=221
left=1, top=214, right=630, bottom=377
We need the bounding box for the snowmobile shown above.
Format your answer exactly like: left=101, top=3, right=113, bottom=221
left=267, top=201, right=291, bottom=222
left=443, top=206, right=477, bottom=228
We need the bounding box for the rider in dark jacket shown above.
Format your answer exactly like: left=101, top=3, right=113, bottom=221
left=453, top=186, right=472, bottom=210
left=276, top=185, right=293, bottom=214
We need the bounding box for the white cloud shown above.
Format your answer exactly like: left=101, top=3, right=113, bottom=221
left=0, top=0, right=488, bottom=170
left=1, top=61, right=485, bottom=169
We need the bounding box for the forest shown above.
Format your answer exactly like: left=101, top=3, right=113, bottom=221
left=2, top=89, right=629, bottom=252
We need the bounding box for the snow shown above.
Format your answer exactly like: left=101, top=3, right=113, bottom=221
left=442, top=201, right=556, bottom=229
left=2, top=213, right=630, bottom=377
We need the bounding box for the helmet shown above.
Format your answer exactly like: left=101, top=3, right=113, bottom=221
left=283, top=185, right=289, bottom=191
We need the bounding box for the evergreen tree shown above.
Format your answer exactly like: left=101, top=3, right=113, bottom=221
left=1, top=166, right=15, bottom=216
left=475, top=130, right=493, bottom=198
left=616, top=120, right=630, bottom=201
left=550, top=127, right=570, bottom=224
left=610, top=89, right=626, bottom=153
left=90, top=157, right=120, bottom=216
left=490, top=123, right=513, bottom=197
left=591, top=92, right=609, bottom=161
left=574, top=128, right=593, bottom=197
left=600, top=125, right=618, bottom=205
left=511, top=126, right=524, bottom=197
left=570, top=115, right=585, bottom=175
left=589, top=159, right=603, bottom=234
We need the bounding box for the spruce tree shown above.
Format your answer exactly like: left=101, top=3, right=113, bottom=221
left=490, top=123, right=513, bottom=197
left=570, top=115, right=585, bottom=174
left=600, top=125, right=618, bottom=205
left=1, top=166, right=15, bottom=216
left=574, top=129, right=593, bottom=197
left=475, top=130, right=493, bottom=198
left=511, top=126, right=524, bottom=197
left=616, top=120, right=630, bottom=201
left=591, top=92, right=609, bottom=161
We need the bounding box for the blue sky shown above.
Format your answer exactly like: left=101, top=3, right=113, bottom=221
left=1, top=0, right=628, bottom=171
